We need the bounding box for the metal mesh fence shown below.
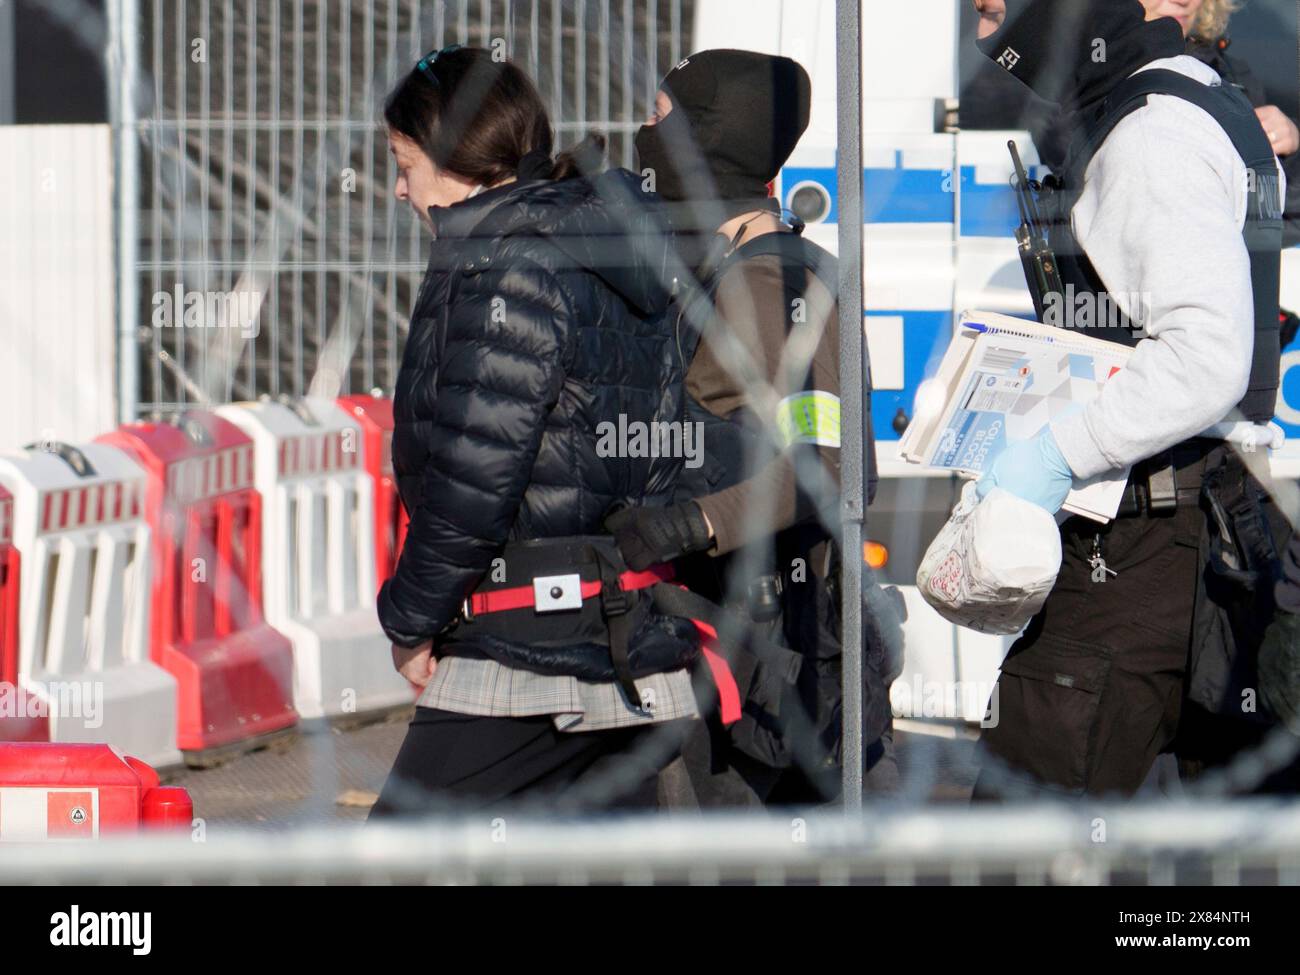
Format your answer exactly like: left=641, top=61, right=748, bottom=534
left=126, top=0, right=690, bottom=414
left=4, top=802, right=1300, bottom=885
left=29, top=0, right=1297, bottom=885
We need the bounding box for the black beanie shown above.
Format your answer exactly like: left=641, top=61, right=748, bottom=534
left=976, top=0, right=1185, bottom=114
left=635, top=49, right=812, bottom=222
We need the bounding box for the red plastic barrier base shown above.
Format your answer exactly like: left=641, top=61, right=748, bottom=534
left=98, top=416, right=300, bottom=758
left=0, top=743, right=192, bottom=840
left=167, top=623, right=297, bottom=754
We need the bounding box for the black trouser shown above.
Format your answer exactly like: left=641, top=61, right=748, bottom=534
left=972, top=503, right=1205, bottom=798
left=368, top=707, right=691, bottom=818
left=970, top=485, right=1300, bottom=800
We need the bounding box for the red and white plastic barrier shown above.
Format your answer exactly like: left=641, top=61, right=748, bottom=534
left=0, top=743, right=191, bottom=840
left=216, top=399, right=413, bottom=721
left=98, top=412, right=298, bottom=758
left=338, top=395, right=409, bottom=594
left=0, top=443, right=180, bottom=768
left=0, top=484, right=47, bottom=743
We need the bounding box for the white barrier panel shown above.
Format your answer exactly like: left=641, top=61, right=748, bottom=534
left=0, top=787, right=101, bottom=841
left=0, top=126, right=116, bottom=448
left=216, top=399, right=413, bottom=720
left=0, top=444, right=180, bottom=768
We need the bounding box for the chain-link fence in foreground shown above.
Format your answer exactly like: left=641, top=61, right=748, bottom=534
left=3, top=801, right=1300, bottom=885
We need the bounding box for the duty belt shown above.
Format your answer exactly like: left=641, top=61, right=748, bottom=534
left=1115, top=439, right=1217, bottom=517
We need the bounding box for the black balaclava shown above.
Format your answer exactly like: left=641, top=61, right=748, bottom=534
left=635, top=49, right=812, bottom=244
left=976, top=0, right=1185, bottom=117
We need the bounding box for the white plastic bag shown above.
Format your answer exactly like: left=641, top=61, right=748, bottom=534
left=916, top=482, right=1062, bottom=635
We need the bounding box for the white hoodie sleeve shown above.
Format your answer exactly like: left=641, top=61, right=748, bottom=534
left=1049, top=69, right=1259, bottom=480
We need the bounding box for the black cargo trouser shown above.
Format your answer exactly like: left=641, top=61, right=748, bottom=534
left=971, top=502, right=1205, bottom=799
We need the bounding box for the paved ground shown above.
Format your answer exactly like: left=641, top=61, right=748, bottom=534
left=893, top=720, right=983, bottom=803
left=163, top=712, right=982, bottom=832
left=161, top=710, right=415, bottom=832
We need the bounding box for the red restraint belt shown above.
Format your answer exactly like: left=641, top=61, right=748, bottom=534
left=463, top=564, right=743, bottom=725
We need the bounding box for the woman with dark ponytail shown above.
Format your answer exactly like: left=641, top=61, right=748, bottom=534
left=370, top=46, right=700, bottom=815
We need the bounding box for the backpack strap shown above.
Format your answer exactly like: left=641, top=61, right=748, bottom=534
left=1065, top=68, right=1280, bottom=192
left=675, top=228, right=840, bottom=370
left=724, top=231, right=840, bottom=298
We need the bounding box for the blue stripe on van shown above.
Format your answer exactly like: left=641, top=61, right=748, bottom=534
left=783, top=154, right=954, bottom=225
left=781, top=161, right=1034, bottom=236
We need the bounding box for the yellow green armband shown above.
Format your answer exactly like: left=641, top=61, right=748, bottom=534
left=775, top=390, right=841, bottom=448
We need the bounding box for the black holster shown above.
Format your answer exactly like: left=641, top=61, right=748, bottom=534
left=1189, top=448, right=1287, bottom=720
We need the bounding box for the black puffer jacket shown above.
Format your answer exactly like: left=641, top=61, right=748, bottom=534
left=377, top=169, right=699, bottom=678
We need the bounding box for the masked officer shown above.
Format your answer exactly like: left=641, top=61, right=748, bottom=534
left=606, top=49, right=901, bottom=806
left=968, top=0, right=1288, bottom=797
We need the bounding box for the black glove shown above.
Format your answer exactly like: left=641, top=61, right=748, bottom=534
left=1259, top=611, right=1300, bottom=729
left=604, top=502, right=713, bottom=571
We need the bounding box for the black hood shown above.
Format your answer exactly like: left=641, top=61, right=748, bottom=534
left=427, top=169, right=674, bottom=318
left=632, top=49, right=811, bottom=278
left=976, top=0, right=1185, bottom=115
left=634, top=49, right=811, bottom=231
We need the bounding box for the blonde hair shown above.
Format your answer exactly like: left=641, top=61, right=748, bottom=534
left=1192, top=0, right=1241, bottom=40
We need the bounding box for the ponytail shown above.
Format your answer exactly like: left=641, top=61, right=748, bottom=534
left=548, top=133, right=608, bottom=180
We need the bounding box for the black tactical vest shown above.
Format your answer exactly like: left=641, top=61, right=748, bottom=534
left=1042, top=68, right=1283, bottom=423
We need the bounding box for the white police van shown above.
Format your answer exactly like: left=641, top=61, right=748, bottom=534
left=695, top=0, right=1300, bottom=724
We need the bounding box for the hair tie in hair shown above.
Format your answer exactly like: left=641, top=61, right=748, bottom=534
left=516, top=148, right=554, bottom=181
